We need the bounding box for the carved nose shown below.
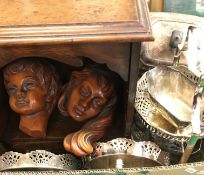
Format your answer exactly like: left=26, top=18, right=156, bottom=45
left=79, top=98, right=90, bottom=111
left=15, top=91, right=26, bottom=99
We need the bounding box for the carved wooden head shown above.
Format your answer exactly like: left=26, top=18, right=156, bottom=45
left=3, top=58, right=61, bottom=137
left=58, top=67, right=116, bottom=122
left=58, top=67, right=117, bottom=156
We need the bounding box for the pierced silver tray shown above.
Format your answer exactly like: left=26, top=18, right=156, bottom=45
left=135, top=65, right=203, bottom=142
left=85, top=138, right=169, bottom=169
left=0, top=150, right=81, bottom=171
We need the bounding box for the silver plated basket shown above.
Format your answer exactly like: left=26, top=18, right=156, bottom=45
left=85, top=138, right=170, bottom=169
left=0, top=150, right=81, bottom=171
left=135, top=65, right=203, bottom=143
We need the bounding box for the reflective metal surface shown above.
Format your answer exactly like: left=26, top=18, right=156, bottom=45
left=0, top=150, right=81, bottom=171
left=147, top=65, right=195, bottom=123
left=135, top=65, right=204, bottom=140
left=140, top=12, right=204, bottom=68
left=85, top=138, right=169, bottom=169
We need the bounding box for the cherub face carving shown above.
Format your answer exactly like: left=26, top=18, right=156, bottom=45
left=6, top=71, right=47, bottom=115
left=3, top=58, right=61, bottom=138
left=58, top=68, right=115, bottom=122
left=67, top=76, right=108, bottom=122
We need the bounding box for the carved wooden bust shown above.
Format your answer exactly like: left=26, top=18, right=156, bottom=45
left=3, top=59, right=61, bottom=138
left=58, top=67, right=117, bottom=156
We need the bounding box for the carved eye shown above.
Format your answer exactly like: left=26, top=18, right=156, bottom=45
left=7, top=86, right=17, bottom=95
left=92, top=97, right=103, bottom=108
left=80, top=87, right=90, bottom=97
left=22, top=82, right=36, bottom=92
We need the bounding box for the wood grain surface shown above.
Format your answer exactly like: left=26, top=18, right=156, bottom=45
left=0, top=0, right=153, bottom=44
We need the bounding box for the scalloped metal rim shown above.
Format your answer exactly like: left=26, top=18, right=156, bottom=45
left=0, top=150, right=81, bottom=171
left=86, top=138, right=170, bottom=167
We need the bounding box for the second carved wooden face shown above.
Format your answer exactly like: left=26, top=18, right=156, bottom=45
left=67, top=76, right=109, bottom=122
left=58, top=68, right=115, bottom=122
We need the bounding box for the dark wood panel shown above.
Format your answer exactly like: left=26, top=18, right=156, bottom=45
left=0, top=42, right=130, bottom=81
left=0, top=71, right=9, bottom=138
left=125, top=43, right=141, bottom=136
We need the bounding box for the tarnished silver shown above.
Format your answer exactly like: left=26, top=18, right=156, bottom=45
left=140, top=12, right=204, bottom=68
left=0, top=150, right=81, bottom=171
left=135, top=65, right=204, bottom=142
left=85, top=138, right=170, bottom=169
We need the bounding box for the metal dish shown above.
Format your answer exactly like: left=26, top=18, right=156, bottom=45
left=0, top=150, right=81, bottom=171
left=135, top=65, right=203, bottom=141
left=147, top=65, right=195, bottom=124
left=85, top=138, right=169, bottom=169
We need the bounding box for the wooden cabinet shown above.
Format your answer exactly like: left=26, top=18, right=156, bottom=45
left=0, top=0, right=153, bottom=153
